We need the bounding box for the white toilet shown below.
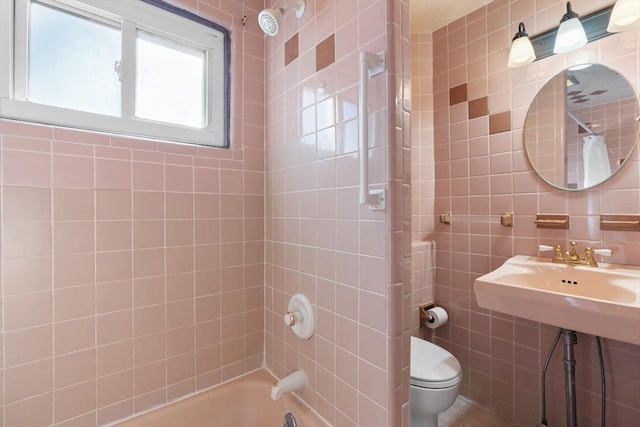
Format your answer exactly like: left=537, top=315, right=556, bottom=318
left=410, top=336, right=462, bottom=427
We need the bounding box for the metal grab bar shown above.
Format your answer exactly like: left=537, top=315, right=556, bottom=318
left=358, top=51, right=386, bottom=211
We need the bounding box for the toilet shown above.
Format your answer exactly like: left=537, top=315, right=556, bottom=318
left=410, top=336, right=462, bottom=427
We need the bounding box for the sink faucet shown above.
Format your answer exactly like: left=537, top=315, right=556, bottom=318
left=540, top=242, right=612, bottom=267
left=566, top=242, right=579, bottom=262
left=563, top=242, right=598, bottom=266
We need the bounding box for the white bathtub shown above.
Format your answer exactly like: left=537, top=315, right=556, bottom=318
left=116, top=369, right=327, bottom=427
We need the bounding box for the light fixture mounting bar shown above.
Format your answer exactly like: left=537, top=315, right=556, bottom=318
left=530, top=5, right=614, bottom=62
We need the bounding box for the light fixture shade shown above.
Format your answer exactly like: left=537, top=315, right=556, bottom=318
left=554, top=17, right=587, bottom=53
left=508, top=36, right=536, bottom=68
left=608, top=0, right=640, bottom=32
left=553, top=3, right=587, bottom=54
left=508, top=22, right=536, bottom=68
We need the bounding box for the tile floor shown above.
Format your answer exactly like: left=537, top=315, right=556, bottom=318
left=438, top=396, right=515, bottom=427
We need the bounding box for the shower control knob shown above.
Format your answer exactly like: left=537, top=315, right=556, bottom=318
left=284, top=294, right=314, bottom=339
left=284, top=311, right=301, bottom=326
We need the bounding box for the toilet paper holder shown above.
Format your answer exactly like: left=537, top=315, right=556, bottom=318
left=419, top=302, right=437, bottom=325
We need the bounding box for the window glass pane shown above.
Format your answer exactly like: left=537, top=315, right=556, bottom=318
left=28, top=1, right=121, bottom=116
left=135, top=31, right=206, bottom=128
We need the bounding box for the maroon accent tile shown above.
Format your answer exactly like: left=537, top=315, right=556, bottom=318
left=449, top=84, right=468, bottom=106
left=489, top=111, right=511, bottom=134
left=590, top=90, right=607, bottom=95
left=316, top=34, right=335, bottom=72
left=567, top=90, right=582, bottom=95
left=285, top=33, right=299, bottom=67
left=573, top=99, right=589, bottom=104
left=468, top=97, right=489, bottom=119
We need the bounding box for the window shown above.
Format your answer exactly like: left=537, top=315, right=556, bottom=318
left=135, top=31, right=206, bottom=128
left=0, top=0, right=230, bottom=147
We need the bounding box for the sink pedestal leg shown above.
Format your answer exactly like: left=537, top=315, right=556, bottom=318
left=561, top=329, right=577, bottom=427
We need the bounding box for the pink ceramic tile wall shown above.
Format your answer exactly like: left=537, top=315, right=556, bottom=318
left=0, top=1, right=266, bottom=425
left=409, top=241, right=435, bottom=337
left=394, top=3, right=412, bottom=426
left=264, top=0, right=410, bottom=426
left=410, top=32, right=435, bottom=242
left=409, top=32, right=436, bottom=345
left=428, top=0, right=640, bottom=425
left=524, top=74, right=567, bottom=185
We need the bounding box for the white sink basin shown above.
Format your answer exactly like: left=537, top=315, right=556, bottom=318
left=474, top=255, right=640, bottom=345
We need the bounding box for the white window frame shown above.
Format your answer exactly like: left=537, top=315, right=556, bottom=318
left=0, top=0, right=230, bottom=147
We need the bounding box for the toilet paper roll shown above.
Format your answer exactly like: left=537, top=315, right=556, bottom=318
left=425, top=307, right=448, bottom=329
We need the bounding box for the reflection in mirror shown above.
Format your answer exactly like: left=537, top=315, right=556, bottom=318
left=524, top=64, right=639, bottom=190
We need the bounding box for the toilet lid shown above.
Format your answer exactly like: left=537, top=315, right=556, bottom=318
left=410, top=336, right=462, bottom=389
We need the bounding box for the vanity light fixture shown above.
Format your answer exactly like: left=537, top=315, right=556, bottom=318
left=507, top=22, right=536, bottom=68
left=607, top=0, right=640, bottom=32
left=553, top=2, right=587, bottom=54
left=516, top=5, right=613, bottom=64
left=510, top=1, right=640, bottom=68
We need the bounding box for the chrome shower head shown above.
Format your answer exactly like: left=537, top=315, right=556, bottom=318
left=258, top=1, right=306, bottom=37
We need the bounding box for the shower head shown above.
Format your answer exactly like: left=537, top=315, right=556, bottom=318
left=258, top=1, right=306, bottom=37
left=258, top=8, right=284, bottom=36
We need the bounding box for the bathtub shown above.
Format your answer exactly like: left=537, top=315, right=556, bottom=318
left=116, top=369, right=327, bottom=427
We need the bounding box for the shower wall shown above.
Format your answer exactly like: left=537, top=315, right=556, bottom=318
left=0, top=0, right=266, bottom=425
left=263, top=0, right=411, bottom=425
left=426, top=0, right=640, bottom=425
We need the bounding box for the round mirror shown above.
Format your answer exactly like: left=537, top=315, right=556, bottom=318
left=524, top=64, right=640, bottom=190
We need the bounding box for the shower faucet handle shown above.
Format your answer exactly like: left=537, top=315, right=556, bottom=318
left=284, top=311, right=300, bottom=326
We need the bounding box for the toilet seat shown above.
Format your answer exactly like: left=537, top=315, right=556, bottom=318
left=410, top=336, right=462, bottom=389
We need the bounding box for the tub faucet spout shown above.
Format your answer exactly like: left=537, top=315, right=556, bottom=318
left=271, top=370, right=308, bottom=400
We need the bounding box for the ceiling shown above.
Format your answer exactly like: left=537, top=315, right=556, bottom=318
left=410, top=0, right=493, bottom=34
left=566, top=66, right=636, bottom=109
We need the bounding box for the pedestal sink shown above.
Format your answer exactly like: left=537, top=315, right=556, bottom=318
left=473, top=255, right=640, bottom=345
